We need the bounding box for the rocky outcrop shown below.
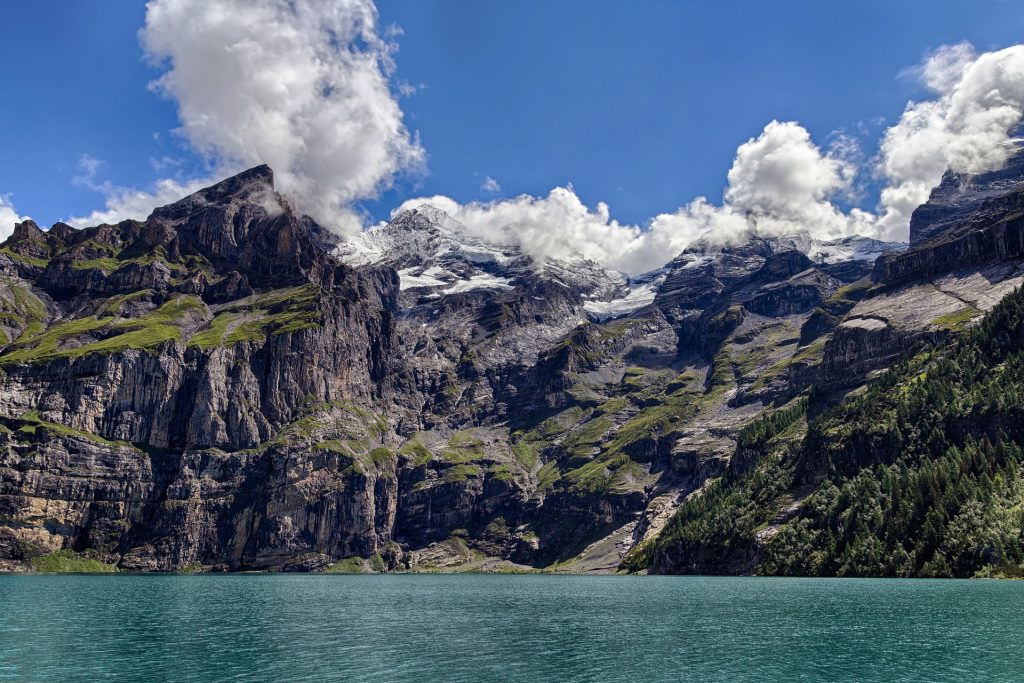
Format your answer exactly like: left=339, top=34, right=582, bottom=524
left=878, top=198, right=1024, bottom=287
left=0, top=168, right=666, bottom=572
left=809, top=144, right=1024, bottom=394
left=0, top=168, right=408, bottom=570
left=908, top=139, right=1024, bottom=245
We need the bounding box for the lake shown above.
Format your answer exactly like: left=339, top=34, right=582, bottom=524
left=1, top=574, right=1022, bottom=681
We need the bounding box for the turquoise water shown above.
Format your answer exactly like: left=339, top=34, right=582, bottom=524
left=1, top=575, right=1023, bottom=682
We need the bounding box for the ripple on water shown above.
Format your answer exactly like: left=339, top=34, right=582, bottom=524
left=1, top=575, right=1023, bottom=682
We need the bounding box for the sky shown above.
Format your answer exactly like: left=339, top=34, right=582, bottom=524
left=2, top=1, right=1024, bottom=273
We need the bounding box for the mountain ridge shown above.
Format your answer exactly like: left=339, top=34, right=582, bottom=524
left=0, top=158, right=1021, bottom=575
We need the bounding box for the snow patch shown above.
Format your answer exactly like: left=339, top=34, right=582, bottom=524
left=442, top=273, right=515, bottom=295
left=398, top=267, right=448, bottom=290
left=584, top=269, right=667, bottom=321
left=806, top=236, right=908, bottom=264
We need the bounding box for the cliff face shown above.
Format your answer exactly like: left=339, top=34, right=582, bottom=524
left=0, top=166, right=398, bottom=450
left=908, top=140, right=1024, bottom=246
left=810, top=156, right=1024, bottom=397
left=0, top=167, right=411, bottom=571
left=646, top=281, right=1024, bottom=578
left=0, top=167, right=651, bottom=572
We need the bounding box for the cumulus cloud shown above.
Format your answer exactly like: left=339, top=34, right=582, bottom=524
left=66, top=16, right=1024, bottom=275
left=875, top=43, right=1024, bottom=239
left=140, top=0, right=424, bottom=233
left=69, top=177, right=214, bottom=227
left=724, top=120, right=873, bottom=241
left=394, top=186, right=648, bottom=272
left=72, top=0, right=423, bottom=231
left=394, top=120, right=869, bottom=274
left=387, top=43, right=1024, bottom=271
left=640, top=119, right=875, bottom=270
left=0, top=195, right=28, bottom=241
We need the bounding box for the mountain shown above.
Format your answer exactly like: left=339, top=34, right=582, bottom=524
left=636, top=283, right=1024, bottom=577
left=1, top=155, right=1013, bottom=575
left=335, top=204, right=630, bottom=371
left=337, top=205, right=626, bottom=299
left=634, top=143, right=1024, bottom=577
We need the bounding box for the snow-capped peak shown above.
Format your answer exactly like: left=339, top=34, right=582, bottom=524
left=334, top=205, right=527, bottom=300
left=336, top=204, right=626, bottom=301
left=335, top=205, right=511, bottom=269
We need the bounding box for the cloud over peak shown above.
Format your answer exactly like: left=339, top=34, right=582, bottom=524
left=874, top=43, right=1024, bottom=238
left=394, top=119, right=869, bottom=274
left=72, top=0, right=424, bottom=231
left=391, top=43, right=1024, bottom=273
left=142, top=0, right=424, bottom=233
left=61, top=9, right=1024, bottom=277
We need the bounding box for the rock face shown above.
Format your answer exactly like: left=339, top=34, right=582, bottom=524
left=0, top=167, right=408, bottom=570
left=811, top=144, right=1024, bottom=396
left=3, top=157, right=1010, bottom=574
left=908, top=139, right=1024, bottom=246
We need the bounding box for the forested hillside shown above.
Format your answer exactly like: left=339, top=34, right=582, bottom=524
left=641, top=286, right=1024, bottom=578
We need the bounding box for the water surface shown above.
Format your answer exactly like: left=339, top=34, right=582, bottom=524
left=1, top=574, right=1022, bottom=681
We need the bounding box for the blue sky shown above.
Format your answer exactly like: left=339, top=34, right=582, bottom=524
left=2, top=0, right=1024, bottom=268
left=368, top=0, right=1023, bottom=221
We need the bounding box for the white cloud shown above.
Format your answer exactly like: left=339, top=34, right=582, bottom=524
left=394, top=187, right=643, bottom=271
left=65, top=17, right=1024, bottom=273
left=138, top=0, right=424, bottom=234
left=638, top=121, right=875, bottom=270
left=393, top=120, right=870, bottom=274
left=73, top=154, right=106, bottom=186
left=397, top=81, right=421, bottom=97
left=72, top=0, right=424, bottom=231
left=875, top=43, right=1024, bottom=239
left=724, top=120, right=871, bottom=241
left=384, top=43, right=1024, bottom=271
left=150, top=155, right=183, bottom=172
left=726, top=121, right=852, bottom=215
left=65, top=152, right=211, bottom=226
left=68, top=177, right=214, bottom=227
left=0, top=195, right=28, bottom=241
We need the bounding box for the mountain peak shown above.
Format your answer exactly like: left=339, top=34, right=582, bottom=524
left=388, top=203, right=462, bottom=235
left=337, top=204, right=484, bottom=269
left=123, top=165, right=338, bottom=289
left=909, top=135, right=1024, bottom=245
left=151, top=165, right=281, bottom=224
left=194, top=164, right=276, bottom=200
left=10, top=220, right=44, bottom=242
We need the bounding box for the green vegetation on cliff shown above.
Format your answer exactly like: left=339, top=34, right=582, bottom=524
left=188, top=285, right=320, bottom=349
left=30, top=549, right=118, bottom=573
left=626, top=399, right=806, bottom=573
left=0, top=282, right=322, bottom=364
left=0, top=247, right=49, bottom=268
left=0, top=295, right=203, bottom=364
left=11, top=411, right=137, bottom=449
left=70, top=244, right=209, bottom=278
